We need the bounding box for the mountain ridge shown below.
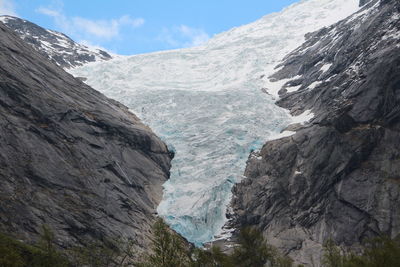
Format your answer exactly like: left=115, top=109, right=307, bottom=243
left=1, top=1, right=397, bottom=266
left=231, top=0, right=400, bottom=265
left=0, top=21, right=172, bottom=252
left=0, top=15, right=112, bottom=68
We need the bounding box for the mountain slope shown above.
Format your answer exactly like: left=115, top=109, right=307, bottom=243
left=0, top=21, right=172, bottom=250
left=71, top=0, right=360, bottom=245
left=232, top=0, right=400, bottom=265
left=0, top=15, right=112, bottom=68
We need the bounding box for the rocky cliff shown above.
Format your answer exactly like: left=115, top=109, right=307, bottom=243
left=0, top=22, right=172, bottom=250
left=0, top=15, right=112, bottom=68
left=231, top=0, right=400, bottom=265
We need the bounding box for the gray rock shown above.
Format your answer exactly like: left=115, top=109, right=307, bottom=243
left=0, top=15, right=112, bottom=68
left=231, top=0, right=400, bottom=265
left=0, top=22, right=172, bottom=251
left=359, top=0, right=372, bottom=7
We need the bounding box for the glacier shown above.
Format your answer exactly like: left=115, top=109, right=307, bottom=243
left=71, top=0, right=359, bottom=245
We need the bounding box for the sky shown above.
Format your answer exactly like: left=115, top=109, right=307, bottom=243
left=0, top=0, right=300, bottom=55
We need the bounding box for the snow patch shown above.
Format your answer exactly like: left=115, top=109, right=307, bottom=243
left=308, top=81, right=322, bottom=90
left=346, top=0, right=380, bottom=23
left=265, top=75, right=302, bottom=98
left=320, top=63, right=332, bottom=73
left=291, top=109, right=315, bottom=124
left=286, top=85, right=302, bottom=93
left=268, top=131, right=296, bottom=141
left=382, top=29, right=400, bottom=41
left=0, top=16, right=10, bottom=23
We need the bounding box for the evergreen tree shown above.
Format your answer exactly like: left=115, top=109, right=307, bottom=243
left=322, top=236, right=400, bottom=267
left=191, top=246, right=234, bottom=267
left=231, top=227, right=276, bottom=267
left=138, top=218, right=191, bottom=267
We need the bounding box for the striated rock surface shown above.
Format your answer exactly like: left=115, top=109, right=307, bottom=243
left=0, top=22, right=172, bottom=249
left=0, top=15, right=112, bottom=69
left=231, top=0, right=400, bottom=265
left=359, top=0, right=372, bottom=7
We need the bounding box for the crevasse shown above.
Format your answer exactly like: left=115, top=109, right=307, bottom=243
left=71, top=0, right=359, bottom=245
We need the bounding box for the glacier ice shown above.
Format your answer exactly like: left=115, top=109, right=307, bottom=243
left=71, top=0, right=359, bottom=245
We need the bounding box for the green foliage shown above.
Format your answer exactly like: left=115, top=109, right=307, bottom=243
left=136, top=221, right=292, bottom=267
left=34, top=225, right=69, bottom=267
left=231, top=227, right=274, bottom=267
left=0, top=225, right=142, bottom=267
left=322, top=239, right=346, bottom=267
left=69, top=239, right=120, bottom=267
left=68, top=236, right=140, bottom=267
left=191, top=246, right=234, bottom=267
left=0, top=239, right=25, bottom=267
left=3, top=222, right=397, bottom=267
left=117, top=238, right=139, bottom=266
left=0, top=226, right=70, bottom=267
left=189, top=226, right=293, bottom=267
left=231, top=227, right=293, bottom=267
left=138, top=218, right=191, bottom=267
left=322, top=236, right=400, bottom=267
left=275, top=255, right=295, bottom=267
left=0, top=227, right=138, bottom=267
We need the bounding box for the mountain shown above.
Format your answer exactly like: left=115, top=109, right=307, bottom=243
left=0, top=21, right=172, bottom=251
left=70, top=0, right=360, bottom=246
left=231, top=0, right=400, bottom=265
left=2, top=0, right=396, bottom=265
left=0, top=15, right=112, bottom=68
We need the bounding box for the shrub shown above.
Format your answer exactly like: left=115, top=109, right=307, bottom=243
left=0, top=226, right=70, bottom=267
left=137, top=218, right=191, bottom=267
left=322, top=236, right=400, bottom=267
left=69, top=239, right=120, bottom=267
left=191, top=246, right=234, bottom=267
left=232, top=227, right=279, bottom=267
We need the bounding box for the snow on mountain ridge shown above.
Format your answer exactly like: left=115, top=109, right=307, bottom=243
left=71, top=0, right=360, bottom=245
left=0, top=15, right=112, bottom=68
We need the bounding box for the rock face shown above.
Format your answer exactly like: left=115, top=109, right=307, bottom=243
left=0, top=22, right=172, bottom=250
left=359, top=0, right=372, bottom=7
left=0, top=15, right=112, bottom=68
left=231, top=0, right=400, bottom=265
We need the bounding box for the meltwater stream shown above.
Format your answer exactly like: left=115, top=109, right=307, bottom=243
left=71, top=0, right=359, bottom=245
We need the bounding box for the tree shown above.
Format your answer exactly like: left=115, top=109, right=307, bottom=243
left=322, top=236, right=400, bottom=267
left=191, top=246, right=234, bottom=267
left=322, top=239, right=346, bottom=267
left=0, top=226, right=70, bottom=267
left=231, top=227, right=277, bottom=267
left=138, top=218, right=191, bottom=267
left=0, top=243, right=24, bottom=267
left=69, top=239, right=120, bottom=267
left=361, top=236, right=400, bottom=267
left=33, top=225, right=69, bottom=267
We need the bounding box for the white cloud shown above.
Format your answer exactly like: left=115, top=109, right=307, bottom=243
left=0, top=0, right=17, bottom=16
left=36, top=7, right=60, bottom=17
left=36, top=6, right=74, bottom=37
left=179, top=25, right=210, bottom=47
left=158, top=27, right=180, bottom=47
left=36, top=6, right=144, bottom=40
left=158, top=25, right=210, bottom=48
left=72, top=15, right=144, bottom=39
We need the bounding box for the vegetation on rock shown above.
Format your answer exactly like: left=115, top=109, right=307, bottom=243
left=1, top=221, right=399, bottom=267
left=0, top=226, right=69, bottom=267
left=322, top=236, right=400, bottom=267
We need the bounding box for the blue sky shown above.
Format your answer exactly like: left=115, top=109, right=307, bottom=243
left=0, top=0, right=300, bottom=55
